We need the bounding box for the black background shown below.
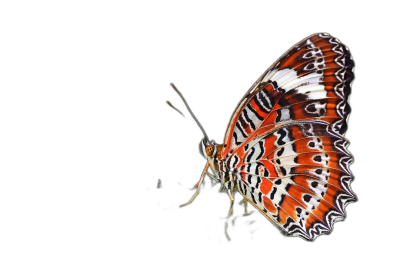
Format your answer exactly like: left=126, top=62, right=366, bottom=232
left=72, top=8, right=390, bottom=259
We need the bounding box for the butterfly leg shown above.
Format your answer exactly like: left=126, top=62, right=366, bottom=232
left=243, top=198, right=248, bottom=213
left=191, top=180, right=202, bottom=190
left=180, top=163, right=209, bottom=208
left=225, top=189, right=235, bottom=241
left=242, top=198, right=254, bottom=216
left=192, top=171, right=219, bottom=189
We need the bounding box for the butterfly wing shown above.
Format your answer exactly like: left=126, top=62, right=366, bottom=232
left=221, top=33, right=356, bottom=240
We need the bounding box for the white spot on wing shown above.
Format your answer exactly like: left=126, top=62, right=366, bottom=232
left=280, top=72, right=323, bottom=92
left=296, top=83, right=327, bottom=97
left=272, top=69, right=298, bottom=88
left=279, top=108, right=291, bottom=122
left=275, top=155, right=298, bottom=166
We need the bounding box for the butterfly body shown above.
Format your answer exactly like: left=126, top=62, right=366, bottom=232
left=175, top=32, right=356, bottom=241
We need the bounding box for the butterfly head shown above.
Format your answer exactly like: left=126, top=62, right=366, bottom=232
left=199, top=138, right=217, bottom=159
left=199, top=138, right=222, bottom=175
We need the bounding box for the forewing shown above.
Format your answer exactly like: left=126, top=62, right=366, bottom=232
left=221, top=32, right=354, bottom=159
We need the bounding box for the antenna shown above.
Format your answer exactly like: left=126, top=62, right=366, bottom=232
left=166, top=101, right=185, bottom=117
left=169, top=83, right=209, bottom=141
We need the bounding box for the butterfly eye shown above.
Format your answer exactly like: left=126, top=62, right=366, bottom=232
left=205, top=145, right=215, bottom=157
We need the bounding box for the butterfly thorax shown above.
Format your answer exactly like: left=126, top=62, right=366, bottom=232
left=202, top=140, right=237, bottom=191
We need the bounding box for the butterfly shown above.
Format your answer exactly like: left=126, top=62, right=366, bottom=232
left=169, top=32, right=356, bottom=241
